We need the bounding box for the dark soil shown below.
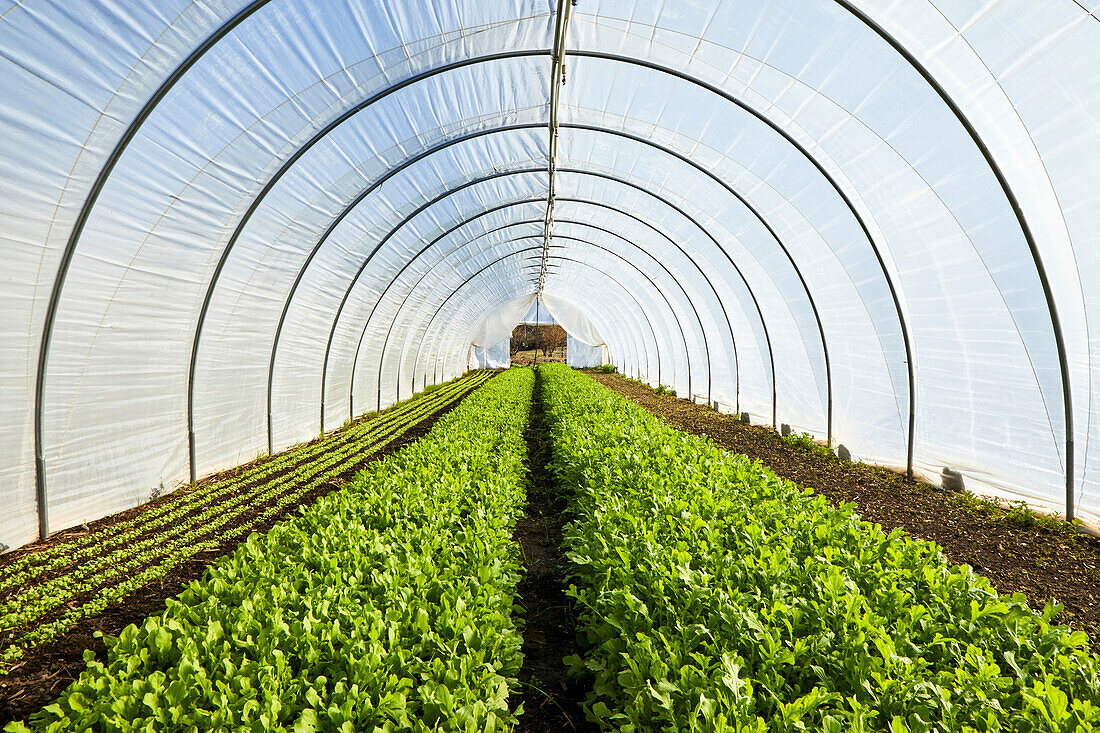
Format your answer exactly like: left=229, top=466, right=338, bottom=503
left=510, top=368, right=596, bottom=732
left=510, top=349, right=567, bottom=367
left=0, top=397, right=464, bottom=727
left=587, top=370, right=1100, bottom=646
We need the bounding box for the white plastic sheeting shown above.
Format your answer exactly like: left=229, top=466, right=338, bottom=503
left=473, top=295, right=537, bottom=348
left=541, top=293, right=605, bottom=349
left=2, top=0, right=1100, bottom=550
left=567, top=337, right=608, bottom=369
left=469, top=338, right=511, bottom=370
left=539, top=293, right=610, bottom=367
left=519, top=297, right=558, bottom=325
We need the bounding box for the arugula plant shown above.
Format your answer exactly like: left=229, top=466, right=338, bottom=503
left=7, top=369, right=527, bottom=732
left=0, top=371, right=487, bottom=601
left=0, top=372, right=490, bottom=673
left=0, top=372, right=492, bottom=676
left=538, top=363, right=1100, bottom=732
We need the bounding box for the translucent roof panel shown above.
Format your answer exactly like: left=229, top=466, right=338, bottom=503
left=2, top=0, right=1100, bottom=550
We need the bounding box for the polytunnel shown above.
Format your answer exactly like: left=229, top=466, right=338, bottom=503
left=3, top=0, right=1100, bottom=556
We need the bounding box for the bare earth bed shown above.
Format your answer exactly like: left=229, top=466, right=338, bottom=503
left=587, top=370, right=1100, bottom=646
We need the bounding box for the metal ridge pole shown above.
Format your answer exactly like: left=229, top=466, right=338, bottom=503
left=539, top=0, right=574, bottom=295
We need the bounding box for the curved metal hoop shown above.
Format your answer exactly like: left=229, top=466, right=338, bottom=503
left=342, top=204, right=739, bottom=421
left=827, top=0, right=1074, bottom=511
left=33, top=2, right=1071, bottom=536
left=409, top=253, right=665, bottom=396
left=561, top=122, right=831, bottom=443
left=378, top=229, right=698, bottom=413
left=273, top=117, right=834, bottom=455
left=309, top=165, right=765, bottom=441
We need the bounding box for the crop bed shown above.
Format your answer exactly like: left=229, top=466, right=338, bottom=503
left=8, top=367, right=533, bottom=732
left=587, top=369, right=1100, bottom=645
left=9, top=364, right=1100, bottom=731
left=0, top=370, right=492, bottom=721
left=541, top=364, right=1100, bottom=731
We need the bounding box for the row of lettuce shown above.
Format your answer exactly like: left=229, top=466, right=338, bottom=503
left=539, top=363, right=1100, bottom=731
left=11, top=368, right=531, bottom=731
left=12, top=364, right=1100, bottom=731
left=0, top=371, right=493, bottom=678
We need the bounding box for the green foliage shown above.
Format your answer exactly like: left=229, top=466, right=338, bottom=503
left=949, top=492, right=1081, bottom=537
left=0, top=372, right=493, bottom=678
left=999, top=500, right=1086, bottom=536
left=592, top=364, right=617, bottom=374
left=781, top=431, right=835, bottom=460
left=10, top=369, right=533, bottom=732
left=950, top=490, right=1002, bottom=517
left=538, top=363, right=1100, bottom=732
left=653, top=384, right=676, bottom=397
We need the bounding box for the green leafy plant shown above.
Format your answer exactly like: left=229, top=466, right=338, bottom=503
left=538, top=363, right=1100, bottom=732
left=10, top=368, right=533, bottom=732
left=592, top=364, right=617, bottom=374
left=950, top=489, right=1001, bottom=517
left=949, top=492, right=1081, bottom=537
left=780, top=431, right=835, bottom=460
left=0, top=371, right=494, bottom=678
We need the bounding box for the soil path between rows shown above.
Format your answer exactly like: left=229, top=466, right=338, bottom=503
left=588, top=370, right=1100, bottom=646
left=511, top=367, right=596, bottom=732
left=0, top=386, right=478, bottom=727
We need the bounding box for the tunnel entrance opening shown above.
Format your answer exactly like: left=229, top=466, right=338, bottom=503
left=509, top=323, right=567, bottom=366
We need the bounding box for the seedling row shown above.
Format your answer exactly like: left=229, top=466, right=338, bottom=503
left=540, top=363, right=1100, bottom=730
left=8, top=366, right=1100, bottom=731
left=14, top=368, right=534, bottom=731
left=0, top=371, right=492, bottom=677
